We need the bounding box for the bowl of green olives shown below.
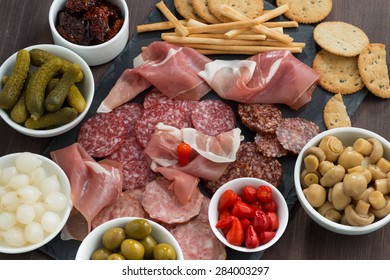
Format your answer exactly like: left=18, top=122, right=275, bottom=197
left=75, top=217, right=184, bottom=260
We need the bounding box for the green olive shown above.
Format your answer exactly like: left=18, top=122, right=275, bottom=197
left=91, top=248, right=112, bottom=260
left=125, top=219, right=152, bottom=240
left=107, top=253, right=125, bottom=260
left=120, top=239, right=145, bottom=260
left=139, top=235, right=158, bottom=259
left=102, top=227, right=126, bottom=251
left=153, top=243, right=176, bottom=260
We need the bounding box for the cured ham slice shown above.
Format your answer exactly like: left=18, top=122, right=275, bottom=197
left=198, top=50, right=320, bottom=110
left=50, top=143, right=123, bottom=240
left=97, top=41, right=212, bottom=113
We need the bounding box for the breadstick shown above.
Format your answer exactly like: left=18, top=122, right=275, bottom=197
left=186, top=18, right=269, bottom=34
left=263, top=21, right=299, bottom=28
left=170, top=43, right=303, bottom=53
left=162, top=34, right=270, bottom=46
left=137, top=20, right=187, bottom=33
left=221, top=5, right=293, bottom=43
left=156, top=1, right=188, bottom=36
left=182, top=33, right=267, bottom=41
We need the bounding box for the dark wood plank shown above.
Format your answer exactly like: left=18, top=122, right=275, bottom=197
left=0, top=0, right=389, bottom=260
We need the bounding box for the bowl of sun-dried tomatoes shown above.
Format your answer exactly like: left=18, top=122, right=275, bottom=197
left=49, top=0, right=129, bottom=66
left=208, top=177, right=289, bottom=253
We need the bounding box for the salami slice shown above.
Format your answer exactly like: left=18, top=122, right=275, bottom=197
left=169, top=198, right=226, bottom=260
left=276, top=118, right=320, bottom=154
left=107, top=135, right=145, bottom=163
left=191, top=100, right=236, bottom=136
left=238, top=103, right=282, bottom=134
left=135, top=103, right=187, bottom=147
left=122, top=160, right=157, bottom=190
left=77, top=112, right=127, bottom=158
left=142, top=176, right=203, bottom=224
left=91, top=189, right=146, bottom=229
left=112, top=102, right=143, bottom=135
left=203, top=142, right=283, bottom=193
left=254, top=133, right=288, bottom=158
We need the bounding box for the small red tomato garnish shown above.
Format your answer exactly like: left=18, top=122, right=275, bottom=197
left=245, top=225, right=260, bottom=248
left=242, top=186, right=258, bottom=203
left=177, top=142, right=191, bottom=166
left=253, top=210, right=269, bottom=233
left=266, top=212, right=279, bottom=231
left=218, top=208, right=230, bottom=220
left=231, top=200, right=255, bottom=219
left=216, top=215, right=234, bottom=230
left=257, top=185, right=273, bottom=203
left=262, top=200, right=277, bottom=213
left=259, top=231, right=276, bottom=245
left=218, top=190, right=239, bottom=211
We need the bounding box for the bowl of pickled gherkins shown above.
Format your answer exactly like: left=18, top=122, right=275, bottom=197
left=0, top=44, right=94, bottom=138
left=75, top=217, right=184, bottom=260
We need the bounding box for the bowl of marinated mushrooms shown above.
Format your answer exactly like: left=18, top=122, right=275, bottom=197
left=294, top=127, right=390, bottom=235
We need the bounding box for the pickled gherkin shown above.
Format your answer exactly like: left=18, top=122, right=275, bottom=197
left=24, top=107, right=78, bottom=129
left=45, top=63, right=81, bottom=112
left=29, top=49, right=84, bottom=82
left=25, top=57, right=62, bottom=120
left=0, top=49, right=30, bottom=109
left=10, top=73, right=32, bottom=124
left=67, top=84, right=86, bottom=113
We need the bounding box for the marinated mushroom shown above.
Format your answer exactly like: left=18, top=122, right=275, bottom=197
left=303, top=147, right=326, bottom=162
left=318, top=160, right=335, bottom=176
left=337, top=147, right=364, bottom=170
left=352, top=138, right=373, bottom=156
left=331, top=182, right=352, bottom=210
left=374, top=178, right=389, bottom=195
left=370, top=196, right=390, bottom=219
left=368, top=190, right=387, bottom=210
left=344, top=202, right=375, bottom=226
left=319, top=165, right=345, bottom=187
left=317, top=201, right=342, bottom=222
left=368, top=138, right=384, bottom=164
left=300, top=170, right=320, bottom=188
left=318, top=136, right=344, bottom=162
left=367, top=164, right=387, bottom=181
left=376, top=157, right=390, bottom=173
left=352, top=186, right=375, bottom=202
left=303, top=183, right=326, bottom=208
left=343, top=172, right=368, bottom=197
left=304, top=154, right=320, bottom=173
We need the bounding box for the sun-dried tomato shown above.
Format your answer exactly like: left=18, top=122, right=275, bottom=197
left=105, top=18, right=124, bottom=41
left=57, top=11, right=93, bottom=45
left=98, top=1, right=121, bottom=20
left=83, top=7, right=109, bottom=42
left=65, top=0, right=98, bottom=12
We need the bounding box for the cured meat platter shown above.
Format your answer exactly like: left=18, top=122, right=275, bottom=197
left=40, top=0, right=367, bottom=259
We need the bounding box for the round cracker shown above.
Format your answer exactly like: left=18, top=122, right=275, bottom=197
left=313, top=49, right=364, bottom=95
left=174, top=0, right=206, bottom=22
left=276, top=0, right=332, bottom=24
left=193, top=0, right=221, bottom=23
left=323, top=94, right=351, bottom=130
left=207, top=0, right=264, bottom=23
left=313, top=21, right=369, bottom=57
left=358, top=43, right=390, bottom=99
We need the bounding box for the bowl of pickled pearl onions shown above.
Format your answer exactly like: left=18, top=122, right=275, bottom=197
left=0, top=152, right=72, bottom=253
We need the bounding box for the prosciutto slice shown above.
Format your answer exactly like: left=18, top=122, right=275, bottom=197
left=97, top=42, right=212, bottom=113
left=50, top=143, right=123, bottom=240
left=198, top=50, right=320, bottom=110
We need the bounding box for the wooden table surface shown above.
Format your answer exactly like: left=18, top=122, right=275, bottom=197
left=0, top=0, right=389, bottom=260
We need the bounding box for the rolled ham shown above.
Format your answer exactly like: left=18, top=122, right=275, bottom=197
left=50, top=143, right=123, bottom=240
left=198, top=50, right=320, bottom=110
left=97, top=42, right=212, bottom=113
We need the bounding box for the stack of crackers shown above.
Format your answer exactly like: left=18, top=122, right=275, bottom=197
left=312, top=21, right=390, bottom=129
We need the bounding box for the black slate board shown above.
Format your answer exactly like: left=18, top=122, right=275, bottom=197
left=40, top=0, right=367, bottom=260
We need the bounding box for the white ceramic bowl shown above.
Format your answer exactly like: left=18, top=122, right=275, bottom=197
left=294, top=127, right=390, bottom=235
left=0, top=44, right=94, bottom=138
left=208, top=177, right=289, bottom=253
left=49, top=0, right=129, bottom=66
left=75, top=217, right=184, bottom=260
left=0, top=152, right=72, bottom=254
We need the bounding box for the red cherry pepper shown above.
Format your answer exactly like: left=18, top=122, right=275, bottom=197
left=231, top=200, right=255, bottom=219
left=225, top=216, right=244, bottom=246
left=257, top=185, right=273, bottom=203
left=177, top=142, right=191, bottom=166
left=218, top=208, right=230, bottom=220
left=266, top=212, right=279, bottom=231
left=242, top=186, right=258, bottom=203
left=240, top=218, right=252, bottom=231
left=253, top=210, right=269, bottom=233
left=245, top=225, right=260, bottom=248
left=218, top=190, right=239, bottom=211
left=215, top=215, right=234, bottom=229
left=262, top=200, right=277, bottom=213
left=259, top=231, right=276, bottom=245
